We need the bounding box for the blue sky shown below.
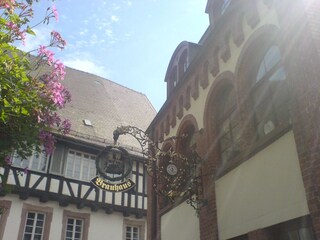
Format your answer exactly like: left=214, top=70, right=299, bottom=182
left=22, top=0, right=209, bottom=111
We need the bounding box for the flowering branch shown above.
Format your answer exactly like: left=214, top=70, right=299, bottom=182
left=0, top=0, right=71, bottom=161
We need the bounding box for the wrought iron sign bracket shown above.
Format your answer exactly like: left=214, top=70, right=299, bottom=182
left=113, top=125, right=207, bottom=215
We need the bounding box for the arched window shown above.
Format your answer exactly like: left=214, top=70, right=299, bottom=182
left=251, top=45, right=290, bottom=139
left=171, top=66, right=178, bottom=88
left=217, top=86, right=240, bottom=164
left=178, top=126, right=195, bottom=156
left=178, top=50, right=188, bottom=80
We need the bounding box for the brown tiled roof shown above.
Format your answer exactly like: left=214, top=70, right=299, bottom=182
left=57, top=67, right=157, bottom=151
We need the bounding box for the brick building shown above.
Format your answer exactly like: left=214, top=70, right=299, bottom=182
left=147, top=0, right=320, bottom=239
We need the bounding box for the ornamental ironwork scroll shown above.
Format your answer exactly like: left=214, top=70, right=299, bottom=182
left=113, top=125, right=207, bottom=215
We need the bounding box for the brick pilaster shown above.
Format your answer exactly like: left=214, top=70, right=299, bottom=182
left=247, top=229, right=271, bottom=240
left=278, top=0, right=320, bottom=237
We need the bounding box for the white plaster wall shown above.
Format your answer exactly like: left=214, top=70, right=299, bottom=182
left=161, top=202, right=200, bottom=240
left=2, top=195, right=146, bottom=240
left=215, top=131, right=309, bottom=239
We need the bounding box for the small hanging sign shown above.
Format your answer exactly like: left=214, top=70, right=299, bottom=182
left=92, top=146, right=136, bottom=192
left=91, top=177, right=135, bottom=192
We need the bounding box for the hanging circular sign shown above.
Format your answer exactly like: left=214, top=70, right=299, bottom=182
left=96, top=146, right=133, bottom=181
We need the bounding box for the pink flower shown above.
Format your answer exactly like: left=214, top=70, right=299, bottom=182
left=39, top=131, right=56, bottom=155
left=38, top=45, right=55, bottom=65
left=53, top=60, right=66, bottom=79
left=38, top=45, right=46, bottom=55
left=52, top=5, right=59, bottom=22
left=6, top=21, right=26, bottom=43
left=40, top=112, right=61, bottom=127
left=1, top=0, right=15, bottom=11
left=6, top=21, right=18, bottom=31
left=51, top=31, right=66, bottom=49
left=4, top=156, right=12, bottom=165
left=61, top=119, right=71, bottom=134
left=20, top=31, right=26, bottom=45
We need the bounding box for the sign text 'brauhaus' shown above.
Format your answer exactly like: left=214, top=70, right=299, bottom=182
left=91, top=176, right=135, bottom=192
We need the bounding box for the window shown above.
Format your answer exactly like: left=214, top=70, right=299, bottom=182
left=287, top=228, right=315, bottom=239
left=179, top=126, right=196, bottom=156
left=268, top=216, right=315, bottom=240
left=17, top=204, right=53, bottom=240
left=123, top=219, right=145, bottom=240
left=61, top=210, right=90, bottom=240
left=50, top=142, right=66, bottom=175
left=172, top=67, right=178, bottom=88
left=23, top=212, right=46, bottom=240
left=217, top=86, right=240, bottom=164
left=178, top=50, right=188, bottom=79
left=12, top=148, right=48, bottom=172
left=65, top=149, right=96, bottom=181
left=251, top=45, right=290, bottom=139
left=65, top=218, right=83, bottom=240
left=126, top=226, right=139, bottom=240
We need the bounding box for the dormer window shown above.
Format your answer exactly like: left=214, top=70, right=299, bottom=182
left=166, top=42, right=200, bottom=98
left=173, top=79, right=178, bottom=87
left=83, top=119, right=92, bottom=127
left=167, top=66, right=178, bottom=97
left=171, top=66, right=178, bottom=89
left=178, top=50, right=188, bottom=80
left=183, top=61, right=188, bottom=72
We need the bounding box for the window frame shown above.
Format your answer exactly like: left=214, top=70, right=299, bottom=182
left=50, top=142, right=67, bottom=176
left=23, top=211, right=46, bottom=239
left=64, top=148, right=97, bottom=182
left=61, top=210, right=90, bottom=240
left=267, top=216, right=316, bottom=239
left=123, top=219, right=145, bottom=240
left=216, top=85, right=240, bottom=165
left=12, top=148, right=49, bottom=173
left=17, top=203, right=53, bottom=240
left=249, top=44, right=291, bottom=142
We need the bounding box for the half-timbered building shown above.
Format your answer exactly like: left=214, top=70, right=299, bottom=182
left=147, top=0, right=320, bottom=239
left=0, top=67, right=156, bottom=240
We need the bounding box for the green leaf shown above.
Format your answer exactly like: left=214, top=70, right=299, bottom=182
left=26, top=26, right=36, bottom=36
left=3, top=99, right=11, bottom=108
left=20, top=107, right=29, bottom=116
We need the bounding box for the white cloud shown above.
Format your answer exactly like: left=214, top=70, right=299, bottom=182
left=63, top=57, right=110, bottom=79
left=124, top=32, right=133, bottom=40
left=105, top=29, right=113, bottom=38
left=111, top=15, right=120, bottom=22
left=112, top=4, right=121, bottom=10
left=79, top=29, right=88, bottom=36
left=17, top=27, right=52, bottom=53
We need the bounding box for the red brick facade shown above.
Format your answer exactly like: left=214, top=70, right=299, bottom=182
left=278, top=1, right=320, bottom=239
left=147, top=0, right=320, bottom=239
